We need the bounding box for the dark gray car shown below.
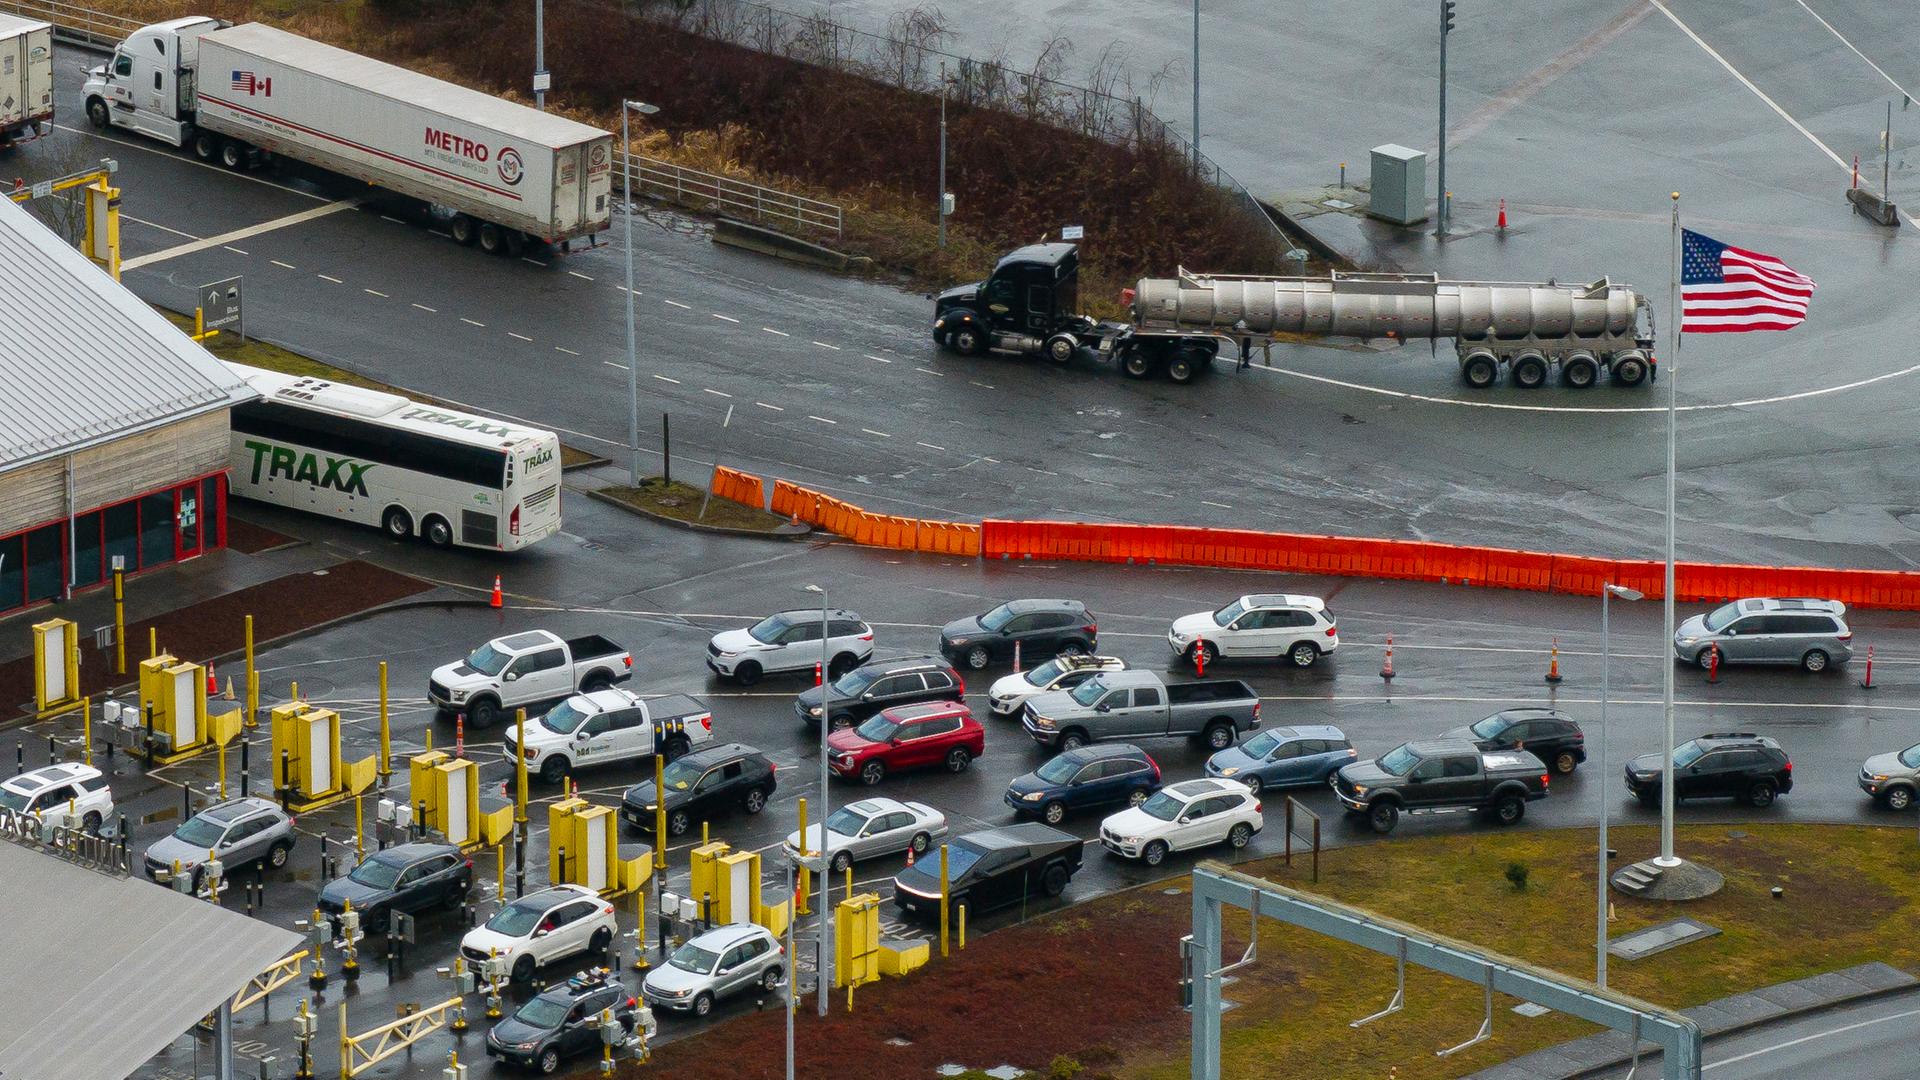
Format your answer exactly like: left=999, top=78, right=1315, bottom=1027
left=317, top=842, right=473, bottom=933
left=142, top=797, right=295, bottom=889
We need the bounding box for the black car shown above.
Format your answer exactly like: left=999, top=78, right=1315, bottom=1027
left=794, top=655, right=964, bottom=733
left=1442, top=708, right=1587, bottom=775
left=892, top=822, right=1083, bottom=922
left=940, top=599, right=1098, bottom=671
left=622, top=743, right=776, bottom=836
left=485, top=971, right=637, bottom=1074
left=317, top=842, right=472, bottom=933
left=1625, top=732, right=1793, bottom=808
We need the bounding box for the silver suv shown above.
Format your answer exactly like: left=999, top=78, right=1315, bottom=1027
left=1673, top=598, right=1852, bottom=672
left=640, top=923, right=785, bottom=1017
left=142, top=797, right=296, bottom=889
left=706, top=609, right=874, bottom=685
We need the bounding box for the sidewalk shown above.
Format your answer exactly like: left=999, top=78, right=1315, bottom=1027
left=0, top=519, right=435, bottom=722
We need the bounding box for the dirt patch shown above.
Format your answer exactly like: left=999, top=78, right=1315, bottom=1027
left=224, top=515, right=296, bottom=555
left=598, top=478, right=793, bottom=534
left=0, top=560, right=430, bottom=716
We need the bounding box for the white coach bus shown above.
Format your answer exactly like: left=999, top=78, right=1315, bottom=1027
left=224, top=363, right=563, bottom=551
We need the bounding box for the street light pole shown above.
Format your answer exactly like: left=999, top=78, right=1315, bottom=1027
left=1598, top=583, right=1641, bottom=988
left=533, top=0, right=547, bottom=110
left=804, top=583, right=832, bottom=1016
left=1436, top=0, right=1455, bottom=236
left=1659, top=192, right=1680, bottom=867
left=938, top=61, right=947, bottom=249
left=621, top=101, right=658, bottom=487
left=1191, top=0, right=1200, bottom=167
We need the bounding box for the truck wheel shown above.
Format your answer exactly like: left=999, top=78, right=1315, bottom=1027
left=951, top=325, right=986, bottom=356
left=1367, top=802, right=1399, bottom=834
left=1612, top=355, right=1649, bottom=386
left=1040, top=862, right=1069, bottom=896
left=86, top=97, right=110, bottom=129
left=469, top=698, right=500, bottom=730
left=1563, top=356, right=1599, bottom=388
left=382, top=506, right=413, bottom=540
left=1203, top=723, right=1235, bottom=751
left=539, top=756, right=568, bottom=784
left=422, top=516, right=453, bottom=548
left=1288, top=642, right=1320, bottom=668
left=1492, top=794, right=1525, bottom=824
left=1058, top=729, right=1089, bottom=752
left=478, top=223, right=506, bottom=254
left=1166, top=348, right=1207, bottom=384
left=1511, top=355, right=1548, bottom=389
left=219, top=139, right=248, bottom=170
left=582, top=672, right=612, bottom=692
left=503, top=230, right=527, bottom=258
left=192, top=131, right=220, bottom=161
left=1044, top=334, right=1077, bottom=364
left=663, top=735, right=691, bottom=762
left=1122, top=347, right=1156, bottom=379
left=828, top=653, right=858, bottom=679
left=450, top=215, right=478, bottom=245
left=1461, top=353, right=1499, bottom=388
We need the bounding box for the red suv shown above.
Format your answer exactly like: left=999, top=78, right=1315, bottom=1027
left=828, top=701, right=985, bottom=785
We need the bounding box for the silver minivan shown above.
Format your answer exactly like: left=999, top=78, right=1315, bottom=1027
left=1673, top=598, right=1852, bottom=672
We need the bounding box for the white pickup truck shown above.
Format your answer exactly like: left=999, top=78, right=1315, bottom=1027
left=505, top=689, right=713, bottom=783
left=429, top=630, right=632, bottom=729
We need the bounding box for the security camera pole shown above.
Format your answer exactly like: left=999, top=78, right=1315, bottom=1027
left=804, top=583, right=832, bottom=1014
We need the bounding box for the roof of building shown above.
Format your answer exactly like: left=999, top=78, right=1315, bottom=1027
left=0, top=196, right=256, bottom=474
left=0, top=839, right=301, bottom=1080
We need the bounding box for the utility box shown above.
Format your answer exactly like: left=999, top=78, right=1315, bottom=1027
left=1368, top=144, right=1429, bottom=225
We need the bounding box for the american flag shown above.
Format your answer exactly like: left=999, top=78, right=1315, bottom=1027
left=230, top=70, right=271, bottom=96
left=1680, top=229, right=1814, bottom=334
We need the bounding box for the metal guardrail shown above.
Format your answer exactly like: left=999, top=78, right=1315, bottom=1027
left=614, top=149, right=842, bottom=238
left=0, top=0, right=138, bottom=50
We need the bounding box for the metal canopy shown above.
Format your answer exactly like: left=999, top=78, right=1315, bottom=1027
left=1188, top=862, right=1702, bottom=1079
left=0, top=841, right=301, bottom=1080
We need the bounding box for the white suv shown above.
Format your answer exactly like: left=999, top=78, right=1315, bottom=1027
left=1098, top=778, right=1262, bottom=867
left=1167, top=594, right=1338, bottom=668
left=460, top=885, right=618, bottom=984
left=706, top=609, right=874, bottom=685
left=0, top=763, right=114, bottom=833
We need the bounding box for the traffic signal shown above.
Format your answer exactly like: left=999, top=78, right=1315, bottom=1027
left=1442, top=0, right=1457, bottom=34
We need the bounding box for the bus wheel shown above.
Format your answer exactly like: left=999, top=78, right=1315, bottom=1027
left=382, top=507, right=413, bottom=540
left=422, top=516, right=453, bottom=548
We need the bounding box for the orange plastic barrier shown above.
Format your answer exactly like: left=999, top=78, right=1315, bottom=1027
left=709, top=466, right=765, bottom=509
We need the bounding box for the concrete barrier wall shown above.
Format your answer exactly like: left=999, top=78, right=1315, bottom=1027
left=711, top=218, right=851, bottom=271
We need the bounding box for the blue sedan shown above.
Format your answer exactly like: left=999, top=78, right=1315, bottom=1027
left=1205, top=725, right=1355, bottom=794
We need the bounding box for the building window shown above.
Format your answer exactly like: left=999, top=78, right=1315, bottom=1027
left=0, top=534, right=21, bottom=613
left=139, top=491, right=174, bottom=569
left=201, top=475, right=225, bottom=549
left=71, top=511, right=104, bottom=589
left=24, top=524, right=63, bottom=604
left=104, top=501, right=139, bottom=575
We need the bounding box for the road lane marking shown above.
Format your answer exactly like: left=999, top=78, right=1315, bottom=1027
left=121, top=199, right=363, bottom=271
left=1201, top=500, right=1232, bottom=509
left=864, top=354, right=893, bottom=364
left=222, top=245, right=249, bottom=256
left=271, top=260, right=298, bottom=270
left=664, top=299, right=693, bottom=309
left=461, top=317, right=486, bottom=327
left=53, top=122, right=329, bottom=199
left=969, top=381, right=995, bottom=389
left=756, top=402, right=784, bottom=411
left=809, top=415, right=837, bottom=424
left=712, top=314, right=740, bottom=323
left=703, top=388, right=732, bottom=397
left=812, top=341, right=841, bottom=350
left=1705, top=1006, right=1920, bottom=1071
left=412, top=303, right=437, bottom=313
left=568, top=270, right=595, bottom=281
left=522, top=257, right=548, bottom=267
left=555, top=346, right=580, bottom=356
left=604, top=361, right=627, bottom=370
left=317, top=274, right=344, bottom=284
left=363, top=288, right=387, bottom=298
left=861, top=428, right=891, bottom=437
left=914, top=367, right=945, bottom=377
left=916, top=441, right=946, bottom=451
left=653, top=375, right=681, bottom=384
left=1792, top=0, right=1917, bottom=102
left=380, top=214, right=406, bottom=224
left=508, top=332, right=534, bottom=342
left=763, top=327, right=791, bottom=337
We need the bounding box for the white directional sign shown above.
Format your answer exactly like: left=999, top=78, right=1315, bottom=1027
left=1061, top=225, right=1085, bottom=240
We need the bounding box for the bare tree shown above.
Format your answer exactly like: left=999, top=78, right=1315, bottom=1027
left=881, top=4, right=948, bottom=90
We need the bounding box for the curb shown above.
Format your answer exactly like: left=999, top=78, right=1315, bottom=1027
left=585, top=487, right=815, bottom=541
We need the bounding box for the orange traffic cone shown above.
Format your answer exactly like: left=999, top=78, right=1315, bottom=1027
left=206, top=662, right=219, bottom=694
left=1380, top=635, right=1395, bottom=681
left=489, top=575, right=503, bottom=608
left=905, top=847, right=916, bottom=869
left=1545, top=638, right=1563, bottom=684
left=455, top=715, right=465, bottom=758
left=1194, top=639, right=1207, bottom=678
left=814, top=663, right=822, bottom=687
left=1497, top=198, right=1508, bottom=230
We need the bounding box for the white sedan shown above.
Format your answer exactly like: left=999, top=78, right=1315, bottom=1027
left=781, top=797, right=948, bottom=873
left=986, top=654, right=1128, bottom=718
left=1098, top=778, right=1262, bottom=867
left=459, top=884, right=617, bottom=984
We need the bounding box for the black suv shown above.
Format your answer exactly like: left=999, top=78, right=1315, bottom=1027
left=622, top=743, right=776, bottom=836
left=485, top=971, right=638, bottom=1074
left=1441, top=708, right=1587, bottom=775
left=794, top=655, right=964, bottom=733
left=1625, top=732, right=1793, bottom=808
left=939, top=600, right=1098, bottom=670
left=317, top=842, right=472, bottom=933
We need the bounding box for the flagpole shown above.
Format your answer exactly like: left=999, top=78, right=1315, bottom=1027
left=1660, top=191, right=1680, bottom=867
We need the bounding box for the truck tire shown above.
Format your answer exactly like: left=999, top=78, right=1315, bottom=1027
left=1041, top=861, right=1069, bottom=896
left=219, top=138, right=249, bottom=170
left=450, top=215, right=478, bottom=245
left=1166, top=347, right=1208, bottom=384
left=503, top=230, right=526, bottom=258
left=1511, top=354, right=1549, bottom=389
left=192, top=130, right=220, bottom=161
left=423, top=516, right=453, bottom=548
left=539, top=756, right=569, bottom=783
left=1611, top=353, right=1649, bottom=386
left=1367, top=801, right=1398, bottom=834
left=468, top=698, right=500, bottom=730
left=1044, top=334, right=1078, bottom=364
left=86, top=97, right=110, bottom=129
left=1121, top=346, right=1157, bottom=379
left=1491, top=793, right=1526, bottom=825
left=382, top=506, right=413, bottom=540
left=1562, top=355, right=1599, bottom=388
left=1461, top=352, right=1499, bottom=388
left=478, top=223, right=506, bottom=254
left=581, top=671, right=613, bottom=692
left=1058, top=729, right=1089, bottom=752
left=950, top=325, right=986, bottom=356
left=663, top=735, right=691, bottom=762
left=1203, top=723, right=1235, bottom=751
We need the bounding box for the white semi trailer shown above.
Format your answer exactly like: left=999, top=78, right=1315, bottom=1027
left=82, top=18, right=613, bottom=255
left=0, top=13, right=54, bottom=150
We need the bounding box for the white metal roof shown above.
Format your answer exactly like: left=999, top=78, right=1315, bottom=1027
left=207, top=23, right=611, bottom=149
left=0, top=197, right=256, bottom=475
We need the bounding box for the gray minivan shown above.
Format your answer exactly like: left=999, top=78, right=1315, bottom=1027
left=1673, top=598, right=1852, bottom=672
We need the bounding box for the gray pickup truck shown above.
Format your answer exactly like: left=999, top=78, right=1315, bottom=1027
left=1022, top=670, right=1261, bottom=752
left=1332, top=739, right=1550, bottom=834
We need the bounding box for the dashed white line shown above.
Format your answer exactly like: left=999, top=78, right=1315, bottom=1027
left=653, top=375, right=681, bottom=384
left=762, top=327, right=791, bottom=337
left=568, top=270, right=595, bottom=281
left=812, top=341, right=841, bottom=350
left=604, top=361, right=628, bottom=370
left=703, top=388, right=733, bottom=398
left=1144, top=490, right=1176, bottom=499
left=861, top=428, right=891, bottom=438
left=914, top=367, right=945, bottom=377
left=363, top=288, right=388, bottom=298
left=808, top=415, right=837, bottom=424
left=317, top=274, right=344, bottom=284
left=522, top=257, right=548, bottom=267
left=555, top=346, right=580, bottom=356
left=380, top=214, right=407, bottom=224
left=270, top=260, right=297, bottom=270
left=411, top=303, right=437, bottom=313
left=864, top=354, right=894, bottom=364
left=460, top=317, right=486, bottom=327
left=969, top=381, right=995, bottom=390
left=712, top=314, right=741, bottom=323
left=980, top=457, right=1000, bottom=464
left=756, top=402, right=784, bottom=412
left=1201, top=499, right=1233, bottom=509
left=223, top=245, right=249, bottom=256
left=508, top=332, right=534, bottom=342
left=664, top=299, right=693, bottom=309
left=916, top=441, right=947, bottom=451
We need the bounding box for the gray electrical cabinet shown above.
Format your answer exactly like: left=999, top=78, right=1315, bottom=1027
left=1368, top=144, right=1428, bottom=225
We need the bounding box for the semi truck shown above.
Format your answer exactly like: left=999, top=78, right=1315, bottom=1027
left=82, top=18, right=614, bottom=255
left=935, top=243, right=1657, bottom=389
left=0, top=13, right=53, bottom=150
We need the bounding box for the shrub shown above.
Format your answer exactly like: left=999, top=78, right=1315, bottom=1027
left=1505, top=862, right=1530, bottom=891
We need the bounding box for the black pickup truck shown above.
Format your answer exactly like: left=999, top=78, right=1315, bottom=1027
left=1332, top=739, right=1550, bottom=834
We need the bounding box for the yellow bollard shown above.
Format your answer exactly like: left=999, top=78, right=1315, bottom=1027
left=424, top=727, right=432, bottom=753
left=337, top=1002, right=347, bottom=1079
left=217, top=734, right=227, bottom=800
left=247, top=670, right=259, bottom=731
left=844, top=863, right=852, bottom=899
left=702, top=820, right=709, bottom=848
left=243, top=615, right=254, bottom=726
left=496, top=842, right=506, bottom=902
left=290, top=680, right=299, bottom=704
left=652, top=754, right=666, bottom=868
left=354, top=795, right=365, bottom=860
left=958, top=902, right=966, bottom=950
left=633, top=888, right=650, bottom=970
left=939, top=844, right=950, bottom=959
left=113, top=565, right=126, bottom=676
left=148, top=626, right=157, bottom=660
left=795, top=798, right=810, bottom=916
left=377, top=663, right=391, bottom=779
